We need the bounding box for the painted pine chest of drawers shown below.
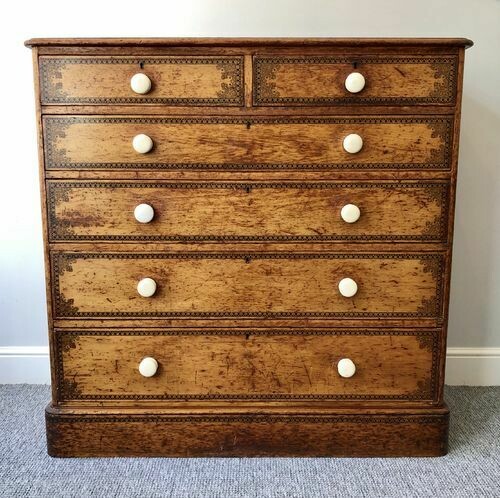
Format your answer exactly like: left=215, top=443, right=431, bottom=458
left=26, top=37, right=472, bottom=457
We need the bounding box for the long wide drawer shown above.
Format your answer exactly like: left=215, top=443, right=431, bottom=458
left=55, top=329, right=439, bottom=401
left=254, top=55, right=458, bottom=106
left=42, top=116, right=453, bottom=170
left=51, top=252, right=444, bottom=319
left=47, top=181, right=449, bottom=243
left=39, top=56, right=244, bottom=105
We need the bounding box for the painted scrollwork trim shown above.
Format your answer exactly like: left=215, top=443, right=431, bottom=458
left=421, top=184, right=450, bottom=240
left=54, top=332, right=81, bottom=400
left=46, top=412, right=447, bottom=425
left=60, top=379, right=82, bottom=399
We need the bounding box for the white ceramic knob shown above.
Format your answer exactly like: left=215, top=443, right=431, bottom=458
left=138, top=357, right=158, bottom=377
left=340, top=204, right=361, bottom=224
left=134, top=204, right=155, bottom=224
left=343, top=134, right=363, bottom=154
left=338, top=277, right=358, bottom=298
left=130, top=73, right=152, bottom=94
left=132, top=134, right=154, bottom=154
left=345, top=72, right=366, bottom=93
left=137, top=278, right=157, bottom=298
left=337, top=358, right=356, bottom=378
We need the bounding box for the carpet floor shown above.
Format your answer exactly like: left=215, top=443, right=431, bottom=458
left=0, top=385, right=498, bottom=498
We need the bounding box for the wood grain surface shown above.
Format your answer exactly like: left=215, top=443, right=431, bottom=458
left=47, top=180, right=448, bottom=242
left=254, top=55, right=458, bottom=106
left=43, top=116, right=452, bottom=170
left=39, top=56, right=244, bottom=105
left=45, top=405, right=450, bottom=457
left=52, top=252, right=443, bottom=319
left=57, top=329, right=436, bottom=401
left=25, top=37, right=473, bottom=48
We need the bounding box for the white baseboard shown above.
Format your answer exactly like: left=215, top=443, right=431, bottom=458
left=0, top=346, right=51, bottom=384
left=0, top=346, right=499, bottom=386
left=445, top=348, right=500, bottom=386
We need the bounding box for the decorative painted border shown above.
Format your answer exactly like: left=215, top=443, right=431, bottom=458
left=51, top=252, right=445, bottom=319
left=46, top=411, right=446, bottom=425
left=253, top=55, right=458, bottom=105
left=55, top=329, right=439, bottom=402
left=42, top=116, right=453, bottom=170
left=47, top=181, right=449, bottom=243
left=39, top=56, right=244, bottom=105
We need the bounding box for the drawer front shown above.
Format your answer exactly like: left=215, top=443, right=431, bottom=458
left=48, top=181, right=449, bottom=243
left=52, top=252, right=444, bottom=319
left=39, top=56, right=244, bottom=105
left=56, top=329, right=438, bottom=401
left=254, top=55, right=458, bottom=106
left=43, top=116, right=452, bottom=171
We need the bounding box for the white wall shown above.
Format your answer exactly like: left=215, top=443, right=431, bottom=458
left=0, top=0, right=499, bottom=381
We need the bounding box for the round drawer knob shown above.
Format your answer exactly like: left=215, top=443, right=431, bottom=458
left=343, top=134, right=363, bottom=154
left=338, top=277, right=358, bottom=298
left=130, top=73, right=152, bottom=94
left=340, top=204, right=361, bottom=223
left=132, top=134, right=154, bottom=154
left=139, top=357, right=158, bottom=377
left=134, top=203, right=155, bottom=224
left=137, top=277, right=157, bottom=298
left=337, top=358, right=356, bottom=378
left=345, top=72, right=366, bottom=93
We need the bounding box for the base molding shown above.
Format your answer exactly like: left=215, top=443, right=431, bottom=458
left=46, top=404, right=449, bottom=457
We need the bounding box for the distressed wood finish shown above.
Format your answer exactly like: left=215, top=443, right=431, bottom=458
left=25, top=38, right=473, bottom=48
left=39, top=56, right=244, bottom=105
left=43, top=115, right=452, bottom=170
left=47, top=180, right=448, bottom=242
left=45, top=406, right=450, bottom=457
left=56, top=329, right=438, bottom=401
left=254, top=55, right=458, bottom=106
left=52, top=252, right=443, bottom=319
left=27, top=38, right=471, bottom=457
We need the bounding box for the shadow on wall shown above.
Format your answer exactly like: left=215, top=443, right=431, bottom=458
left=448, top=93, right=500, bottom=348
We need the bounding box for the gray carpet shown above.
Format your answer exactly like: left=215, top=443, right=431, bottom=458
left=0, top=386, right=498, bottom=498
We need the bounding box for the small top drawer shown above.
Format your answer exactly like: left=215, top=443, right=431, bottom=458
left=39, top=56, right=244, bottom=106
left=254, top=55, right=458, bottom=106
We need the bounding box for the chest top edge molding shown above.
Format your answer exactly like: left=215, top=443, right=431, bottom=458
left=25, top=37, right=474, bottom=49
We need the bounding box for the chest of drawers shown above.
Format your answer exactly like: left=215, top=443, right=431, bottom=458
left=26, top=37, right=472, bottom=457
